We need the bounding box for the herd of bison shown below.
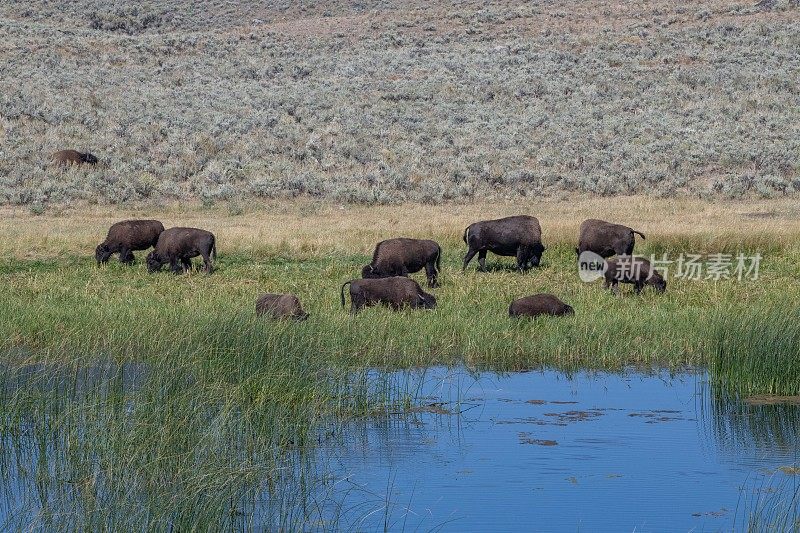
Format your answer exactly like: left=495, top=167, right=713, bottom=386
left=95, top=214, right=664, bottom=320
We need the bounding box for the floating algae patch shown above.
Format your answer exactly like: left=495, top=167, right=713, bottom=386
left=745, top=395, right=800, bottom=406
left=518, top=433, right=558, bottom=446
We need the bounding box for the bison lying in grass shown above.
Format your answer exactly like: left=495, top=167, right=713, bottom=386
left=341, top=277, right=436, bottom=314
left=463, top=215, right=545, bottom=273
left=603, top=256, right=666, bottom=294
left=362, top=238, right=442, bottom=288
left=256, top=293, right=309, bottom=320
left=577, top=219, right=645, bottom=258
left=51, top=149, right=98, bottom=166
left=146, top=227, right=216, bottom=274
left=95, top=219, right=164, bottom=265
left=509, top=294, right=574, bottom=318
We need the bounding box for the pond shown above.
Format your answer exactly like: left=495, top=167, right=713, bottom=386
left=312, top=367, right=800, bottom=531
left=0, top=364, right=798, bottom=531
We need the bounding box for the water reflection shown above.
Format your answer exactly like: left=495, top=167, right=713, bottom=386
left=314, top=367, right=800, bottom=531
left=0, top=363, right=798, bottom=531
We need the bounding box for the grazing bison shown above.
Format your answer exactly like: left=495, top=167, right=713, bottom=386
left=146, top=227, right=216, bottom=274
left=603, top=256, right=666, bottom=294
left=509, top=294, right=575, bottom=318
left=577, top=219, right=646, bottom=258
left=51, top=149, right=98, bottom=166
left=340, top=277, right=437, bottom=314
left=256, top=293, right=309, bottom=321
left=362, top=238, right=442, bottom=288
left=95, top=219, right=164, bottom=265
left=463, top=215, right=545, bottom=272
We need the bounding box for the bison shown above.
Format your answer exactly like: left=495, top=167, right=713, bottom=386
left=509, top=294, right=575, bottom=318
left=340, top=277, right=437, bottom=314
left=603, top=256, right=666, bottom=294
left=95, top=219, right=164, bottom=265
left=146, top=227, right=216, bottom=274
left=362, top=238, right=442, bottom=288
left=577, top=219, right=646, bottom=258
left=463, top=215, right=545, bottom=272
left=256, top=293, right=309, bottom=321
left=51, top=149, right=98, bottom=166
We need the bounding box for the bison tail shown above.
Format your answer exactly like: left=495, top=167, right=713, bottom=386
left=340, top=281, right=352, bottom=308
left=435, top=244, right=442, bottom=274
left=462, top=226, right=470, bottom=244
left=633, top=230, right=646, bottom=240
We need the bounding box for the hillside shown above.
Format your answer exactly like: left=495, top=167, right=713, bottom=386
left=0, top=0, right=798, bottom=207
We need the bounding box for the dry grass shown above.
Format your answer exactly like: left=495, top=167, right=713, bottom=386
left=3, top=197, right=800, bottom=260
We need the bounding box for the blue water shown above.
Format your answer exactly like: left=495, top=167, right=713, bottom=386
left=314, top=368, right=800, bottom=532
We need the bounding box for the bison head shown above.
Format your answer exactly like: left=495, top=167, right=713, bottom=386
left=361, top=264, right=378, bottom=278
left=417, top=292, right=437, bottom=310
left=82, top=152, right=99, bottom=165
left=146, top=250, right=164, bottom=273
left=95, top=244, right=112, bottom=265
left=530, top=243, right=546, bottom=267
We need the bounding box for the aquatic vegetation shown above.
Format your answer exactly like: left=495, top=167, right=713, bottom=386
left=710, top=306, right=800, bottom=396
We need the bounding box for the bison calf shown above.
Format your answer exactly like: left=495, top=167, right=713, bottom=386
left=463, top=215, right=545, bottom=273
left=577, top=219, right=646, bottom=258
left=256, top=293, right=309, bottom=320
left=509, top=294, right=574, bottom=318
left=362, top=238, right=442, bottom=288
left=603, top=256, right=666, bottom=294
left=146, top=227, right=216, bottom=274
left=95, top=219, right=164, bottom=265
left=51, top=149, right=98, bottom=166
left=341, top=277, right=436, bottom=314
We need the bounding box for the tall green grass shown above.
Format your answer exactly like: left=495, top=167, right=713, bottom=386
left=0, top=238, right=797, bottom=528
left=710, top=306, right=800, bottom=397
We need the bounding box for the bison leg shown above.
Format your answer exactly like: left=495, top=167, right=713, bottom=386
left=516, top=247, right=530, bottom=273
left=425, top=261, right=439, bottom=288
left=201, top=250, right=213, bottom=273
left=181, top=258, right=193, bottom=273
left=462, top=248, right=478, bottom=271
left=477, top=250, right=487, bottom=272
left=634, top=281, right=644, bottom=294
left=119, top=248, right=135, bottom=265
left=169, top=257, right=182, bottom=274
left=350, top=297, right=364, bottom=315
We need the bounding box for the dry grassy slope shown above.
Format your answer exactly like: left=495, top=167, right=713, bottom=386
left=0, top=0, right=798, bottom=207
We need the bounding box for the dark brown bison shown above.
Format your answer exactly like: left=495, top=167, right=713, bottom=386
left=146, top=227, right=216, bottom=274
left=51, top=149, right=98, bottom=166
left=256, top=293, right=309, bottom=320
left=362, top=238, right=442, bottom=288
left=577, top=219, right=645, bottom=258
left=463, top=215, right=545, bottom=272
left=509, top=294, right=575, bottom=318
left=95, top=219, right=164, bottom=265
left=603, top=256, right=666, bottom=294
left=340, top=277, right=437, bottom=314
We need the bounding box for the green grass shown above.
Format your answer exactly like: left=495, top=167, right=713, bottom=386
left=711, top=306, right=800, bottom=397
left=1, top=238, right=797, bottom=528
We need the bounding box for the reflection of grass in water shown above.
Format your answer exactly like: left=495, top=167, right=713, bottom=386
left=710, top=307, right=800, bottom=396
left=703, top=382, right=800, bottom=456
left=736, top=477, right=800, bottom=533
